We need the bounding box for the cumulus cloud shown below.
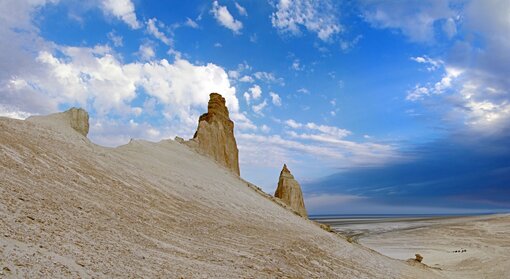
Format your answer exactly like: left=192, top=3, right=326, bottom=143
left=271, top=0, right=342, bottom=41
left=243, top=84, right=262, bottom=105
left=211, top=1, right=243, bottom=34
left=249, top=85, right=262, bottom=99
left=138, top=43, right=156, bottom=61
left=100, top=0, right=141, bottom=29
left=1, top=29, right=241, bottom=142
left=269, top=92, right=282, bottom=106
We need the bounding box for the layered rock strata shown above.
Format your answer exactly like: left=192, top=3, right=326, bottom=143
left=183, top=93, right=240, bottom=175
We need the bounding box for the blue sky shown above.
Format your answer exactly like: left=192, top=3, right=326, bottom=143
left=1, top=0, right=509, bottom=214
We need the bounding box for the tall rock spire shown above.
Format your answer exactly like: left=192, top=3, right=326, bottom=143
left=184, top=93, right=240, bottom=175
left=274, top=164, right=307, bottom=217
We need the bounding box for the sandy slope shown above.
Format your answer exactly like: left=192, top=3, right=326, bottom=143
left=360, top=214, right=510, bottom=279
left=0, top=114, right=442, bottom=278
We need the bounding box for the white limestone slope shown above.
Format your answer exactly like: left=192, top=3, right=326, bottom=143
left=0, top=112, right=442, bottom=278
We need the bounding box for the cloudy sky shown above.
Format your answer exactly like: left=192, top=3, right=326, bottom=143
left=1, top=0, right=509, bottom=214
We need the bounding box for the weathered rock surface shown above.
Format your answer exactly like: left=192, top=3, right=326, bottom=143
left=183, top=93, right=240, bottom=175
left=274, top=164, right=307, bottom=217
left=65, top=107, right=90, bottom=136
left=27, top=107, right=89, bottom=137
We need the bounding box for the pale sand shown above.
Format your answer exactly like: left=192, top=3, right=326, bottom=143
left=359, top=214, right=510, bottom=279
left=0, top=115, right=444, bottom=278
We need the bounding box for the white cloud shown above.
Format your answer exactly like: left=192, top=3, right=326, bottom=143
left=100, top=0, right=141, bottom=29
left=228, top=70, right=240, bottom=79
left=291, top=59, right=304, bottom=71
left=271, top=0, right=342, bottom=41
left=228, top=62, right=252, bottom=81
left=407, top=64, right=463, bottom=101
left=146, top=18, right=172, bottom=46
left=107, top=31, right=123, bottom=47
left=458, top=82, right=510, bottom=131
left=214, top=42, right=222, bottom=48
left=284, top=120, right=351, bottom=141
left=238, top=132, right=401, bottom=170
left=138, top=43, right=155, bottom=61
left=269, top=92, right=281, bottom=106
left=406, top=86, right=430, bottom=102
left=235, top=2, right=248, bottom=16
left=211, top=1, right=243, bottom=34
left=239, top=75, right=254, bottom=83
left=360, top=0, right=454, bottom=42
left=231, top=111, right=257, bottom=131
left=411, top=56, right=442, bottom=71
left=249, top=85, right=262, bottom=99
left=0, top=104, right=32, bottom=119
left=0, top=0, right=260, bottom=149
left=252, top=99, right=267, bottom=115
left=3, top=40, right=240, bottom=134
left=304, top=122, right=351, bottom=138
left=243, top=92, right=251, bottom=105
left=89, top=116, right=173, bottom=147
left=185, top=17, right=199, bottom=29
left=243, top=84, right=262, bottom=105
left=285, top=119, right=302, bottom=129
left=254, top=71, right=284, bottom=85
left=405, top=1, right=510, bottom=133
left=339, top=34, right=362, bottom=52
left=297, top=88, right=309, bottom=94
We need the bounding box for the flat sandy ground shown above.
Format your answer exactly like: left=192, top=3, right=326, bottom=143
left=359, top=214, right=510, bottom=278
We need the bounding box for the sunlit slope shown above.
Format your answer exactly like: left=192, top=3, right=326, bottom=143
left=0, top=115, right=441, bottom=278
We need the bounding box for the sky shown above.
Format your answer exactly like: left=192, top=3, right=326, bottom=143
left=1, top=0, right=509, bottom=214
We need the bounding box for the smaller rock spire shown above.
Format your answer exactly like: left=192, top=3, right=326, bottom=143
left=274, top=164, right=307, bottom=217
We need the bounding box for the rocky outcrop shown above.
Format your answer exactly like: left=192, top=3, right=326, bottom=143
left=27, top=107, right=89, bottom=137
left=415, top=254, right=424, bottom=263
left=183, top=93, right=240, bottom=175
left=65, top=108, right=90, bottom=136
left=274, top=164, right=307, bottom=217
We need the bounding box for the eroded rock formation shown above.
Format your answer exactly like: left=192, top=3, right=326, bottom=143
left=274, top=164, right=307, bottom=217
left=65, top=108, right=90, bottom=136
left=27, top=107, right=89, bottom=137
left=183, top=93, right=240, bottom=175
